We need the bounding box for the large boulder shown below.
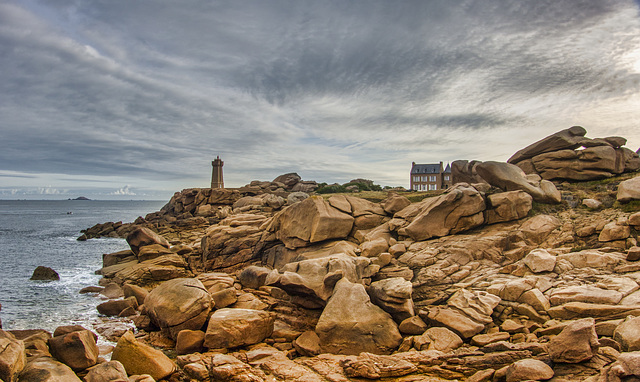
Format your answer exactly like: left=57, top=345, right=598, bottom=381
left=508, top=125, right=588, bottom=164
left=0, top=330, right=26, bottom=382
left=273, top=173, right=302, bottom=188
left=546, top=318, right=600, bottom=363
left=268, top=196, right=354, bottom=249
left=18, top=356, right=82, bottom=382
left=108, top=254, right=192, bottom=286
left=484, top=191, right=533, bottom=225
left=315, top=278, right=402, bottom=355
left=394, top=183, right=486, bottom=241
left=530, top=145, right=619, bottom=180
left=203, top=308, right=274, bottom=349
left=475, top=161, right=561, bottom=204
left=111, top=331, right=176, bottom=381
left=48, top=329, right=98, bottom=371
left=144, top=278, right=212, bottom=340
left=618, top=175, right=640, bottom=203
left=505, top=359, right=554, bottom=382
left=126, top=227, right=170, bottom=255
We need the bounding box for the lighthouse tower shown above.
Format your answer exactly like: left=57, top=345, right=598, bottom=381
left=211, top=156, right=224, bottom=189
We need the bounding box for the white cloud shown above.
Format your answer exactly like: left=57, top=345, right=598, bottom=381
left=110, top=185, right=136, bottom=196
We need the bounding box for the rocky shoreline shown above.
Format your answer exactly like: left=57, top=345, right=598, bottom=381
left=3, top=127, right=640, bottom=381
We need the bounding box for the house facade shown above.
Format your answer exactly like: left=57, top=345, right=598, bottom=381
left=410, top=162, right=452, bottom=191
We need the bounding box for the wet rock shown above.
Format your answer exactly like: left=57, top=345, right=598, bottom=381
left=111, top=331, right=176, bottom=381
left=144, top=278, right=212, bottom=340
left=204, top=308, right=274, bottom=349
left=30, top=266, right=59, bottom=281
left=316, top=278, right=402, bottom=355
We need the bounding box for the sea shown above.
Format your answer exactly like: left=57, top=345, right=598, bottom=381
left=0, top=200, right=166, bottom=333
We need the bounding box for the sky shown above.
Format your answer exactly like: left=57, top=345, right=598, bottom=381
left=1, top=0, right=640, bottom=200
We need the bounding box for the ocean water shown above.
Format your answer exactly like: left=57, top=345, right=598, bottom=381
left=0, top=200, right=165, bottom=333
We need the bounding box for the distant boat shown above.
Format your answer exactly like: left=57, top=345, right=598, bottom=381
left=67, top=212, right=73, bottom=215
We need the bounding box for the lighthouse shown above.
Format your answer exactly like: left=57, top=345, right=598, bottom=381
left=211, top=156, right=224, bottom=189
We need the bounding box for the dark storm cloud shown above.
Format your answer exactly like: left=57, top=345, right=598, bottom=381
left=1, top=0, right=640, bottom=196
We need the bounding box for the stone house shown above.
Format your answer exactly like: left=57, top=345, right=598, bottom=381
left=410, top=162, right=452, bottom=191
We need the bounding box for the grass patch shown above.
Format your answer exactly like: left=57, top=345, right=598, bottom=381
left=615, top=200, right=640, bottom=213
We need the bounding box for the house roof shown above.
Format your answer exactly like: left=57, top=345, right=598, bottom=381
left=444, top=163, right=451, bottom=173
left=411, top=163, right=442, bottom=174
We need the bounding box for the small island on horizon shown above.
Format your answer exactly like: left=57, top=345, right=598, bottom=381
left=69, top=196, right=90, bottom=200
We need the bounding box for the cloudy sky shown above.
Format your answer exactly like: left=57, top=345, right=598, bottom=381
left=1, top=0, right=640, bottom=199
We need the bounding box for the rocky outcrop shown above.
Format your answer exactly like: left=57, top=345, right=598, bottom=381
left=0, top=330, right=25, bottom=382
left=507, top=126, right=640, bottom=180
left=475, top=161, right=561, bottom=204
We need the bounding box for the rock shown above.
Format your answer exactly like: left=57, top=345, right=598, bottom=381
left=126, top=227, right=170, bottom=255
left=613, top=315, right=640, bottom=352
left=398, top=316, right=428, bottom=335
left=144, top=278, right=212, bottom=340
left=123, top=283, right=149, bottom=306
left=269, top=196, right=354, bottom=249
left=137, top=244, right=174, bottom=262
left=424, top=306, right=485, bottom=339
left=475, top=161, right=561, bottom=204
left=84, top=361, right=128, bottom=382
left=210, top=288, right=238, bottom=309
left=176, top=330, right=205, bottom=355
left=0, top=330, right=26, bottom=382
left=395, top=183, right=486, bottom=241
left=505, top=359, right=554, bottom=382
left=546, top=318, right=600, bottom=363
left=48, top=329, right=98, bottom=370
left=582, top=198, right=603, bottom=209
left=111, top=331, right=176, bottom=381
left=340, top=352, right=417, bottom=379
left=360, top=237, right=389, bottom=258
left=287, top=192, right=309, bottom=205
left=519, top=214, right=561, bottom=245
left=29, top=266, right=59, bottom=281
left=273, top=173, right=302, bottom=188
left=484, top=191, right=533, bottom=225
left=381, top=193, right=411, bottom=215
left=627, top=247, right=640, bottom=262
left=238, top=265, right=271, bottom=289
left=508, top=126, right=588, bottom=164
left=316, top=278, right=402, bottom=355
left=292, top=330, right=320, bottom=357
left=471, top=332, right=511, bottom=347
left=367, top=277, right=414, bottom=323
left=266, top=253, right=371, bottom=303
left=100, top=283, right=124, bottom=299
left=549, top=286, right=623, bottom=306
left=629, top=212, right=640, bottom=226
left=618, top=176, right=640, bottom=203
left=96, top=296, right=138, bottom=316
left=413, top=327, right=463, bottom=352
left=18, top=356, right=82, bottom=381
left=520, top=289, right=551, bottom=312
left=447, top=289, right=501, bottom=326
left=522, top=249, right=556, bottom=273
left=204, top=308, right=274, bottom=349
left=547, top=302, right=640, bottom=320
left=531, top=146, right=619, bottom=180
left=599, top=221, right=631, bottom=242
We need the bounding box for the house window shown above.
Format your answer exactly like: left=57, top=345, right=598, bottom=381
left=429, top=175, right=436, bottom=182
left=413, top=184, right=419, bottom=191
left=444, top=175, right=450, bottom=181
left=429, top=184, right=437, bottom=190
